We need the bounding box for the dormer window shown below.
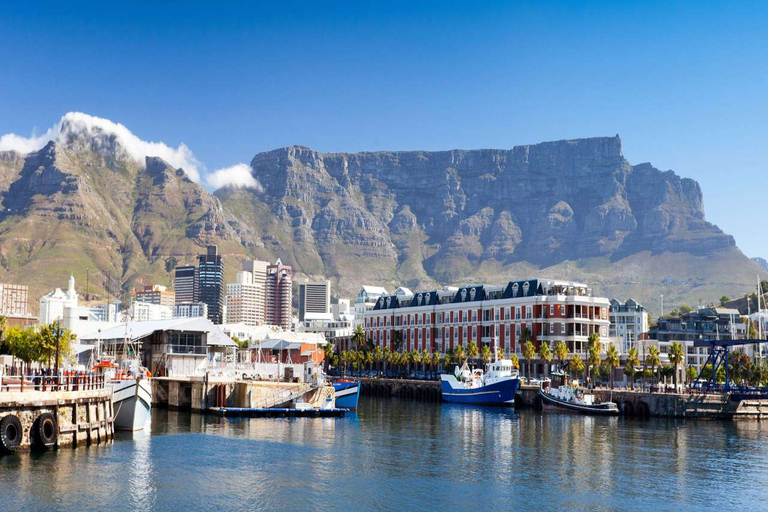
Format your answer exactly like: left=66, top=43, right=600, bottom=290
left=425, top=292, right=431, bottom=303
left=523, top=282, right=530, bottom=295
left=512, top=283, right=519, bottom=296
left=470, top=288, right=477, bottom=301
left=461, top=289, right=467, bottom=301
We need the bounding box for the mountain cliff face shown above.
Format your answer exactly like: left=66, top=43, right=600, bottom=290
left=217, top=136, right=759, bottom=307
left=0, top=127, right=762, bottom=313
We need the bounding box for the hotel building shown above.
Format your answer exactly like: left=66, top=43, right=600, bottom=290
left=363, top=279, right=610, bottom=358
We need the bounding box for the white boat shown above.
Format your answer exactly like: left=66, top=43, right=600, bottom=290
left=112, top=376, right=152, bottom=431
left=540, top=371, right=618, bottom=415
left=92, top=326, right=153, bottom=431
left=440, top=359, right=520, bottom=405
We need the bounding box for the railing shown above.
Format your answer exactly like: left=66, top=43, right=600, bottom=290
left=167, top=344, right=207, bottom=355
left=1, top=372, right=109, bottom=392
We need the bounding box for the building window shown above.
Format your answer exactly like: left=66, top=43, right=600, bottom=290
left=550, top=305, right=554, bottom=316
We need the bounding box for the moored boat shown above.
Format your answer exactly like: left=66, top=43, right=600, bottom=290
left=440, top=358, right=520, bottom=405
left=332, top=381, right=361, bottom=409
left=539, top=372, right=618, bottom=415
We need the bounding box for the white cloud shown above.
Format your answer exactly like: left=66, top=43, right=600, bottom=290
left=206, top=163, right=261, bottom=191
left=0, top=112, right=203, bottom=182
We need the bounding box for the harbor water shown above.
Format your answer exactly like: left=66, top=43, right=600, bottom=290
left=2, top=396, right=768, bottom=511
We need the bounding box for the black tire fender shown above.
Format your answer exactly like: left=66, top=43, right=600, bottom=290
left=32, top=412, right=57, bottom=449
left=0, top=414, right=23, bottom=453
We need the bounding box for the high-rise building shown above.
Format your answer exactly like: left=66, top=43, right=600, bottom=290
left=198, top=245, right=225, bottom=324
left=173, top=302, right=208, bottom=319
left=225, top=268, right=264, bottom=326
left=266, top=259, right=292, bottom=330
left=136, top=284, right=176, bottom=307
left=299, top=279, right=331, bottom=321
left=174, top=266, right=198, bottom=304
left=0, top=283, right=28, bottom=316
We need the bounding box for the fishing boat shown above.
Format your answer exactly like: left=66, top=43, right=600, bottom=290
left=332, top=381, right=360, bottom=409
left=440, top=357, right=520, bottom=405
left=92, top=327, right=153, bottom=431
left=539, top=371, right=619, bottom=415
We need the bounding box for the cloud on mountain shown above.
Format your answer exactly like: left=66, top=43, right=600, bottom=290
left=0, top=112, right=203, bottom=182
left=205, top=163, right=261, bottom=190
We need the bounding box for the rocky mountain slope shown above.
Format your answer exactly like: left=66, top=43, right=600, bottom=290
left=217, top=136, right=764, bottom=310
left=0, top=119, right=257, bottom=305
left=0, top=123, right=763, bottom=314
left=753, top=257, right=768, bottom=273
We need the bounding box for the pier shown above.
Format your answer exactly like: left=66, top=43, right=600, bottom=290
left=0, top=376, right=115, bottom=453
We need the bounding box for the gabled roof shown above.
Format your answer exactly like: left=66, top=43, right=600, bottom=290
left=80, top=317, right=237, bottom=347
left=452, top=285, right=485, bottom=303
left=360, top=285, right=388, bottom=295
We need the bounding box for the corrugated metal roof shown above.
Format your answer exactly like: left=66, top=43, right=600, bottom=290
left=79, top=317, right=237, bottom=347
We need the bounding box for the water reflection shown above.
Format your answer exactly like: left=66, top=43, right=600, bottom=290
left=3, top=398, right=768, bottom=511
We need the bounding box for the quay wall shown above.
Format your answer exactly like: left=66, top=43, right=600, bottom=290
left=0, top=388, right=114, bottom=452
left=359, top=378, right=441, bottom=402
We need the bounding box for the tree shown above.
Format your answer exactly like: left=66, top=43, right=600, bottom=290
left=365, top=351, right=375, bottom=373
left=383, top=346, right=392, bottom=376
left=453, top=345, right=466, bottom=365
left=231, top=335, right=248, bottom=349
left=422, top=348, right=431, bottom=376
left=522, top=341, right=536, bottom=381
left=668, top=341, right=685, bottom=390
left=340, top=350, right=349, bottom=377
left=605, top=345, right=620, bottom=389
left=373, top=345, right=383, bottom=373
left=587, top=333, right=601, bottom=386
left=570, top=354, right=585, bottom=382
left=625, top=347, right=640, bottom=389
left=323, top=342, right=335, bottom=372
left=719, top=295, right=731, bottom=306
left=352, top=324, right=366, bottom=351
left=391, top=330, right=403, bottom=352
left=481, top=345, right=492, bottom=365
left=410, top=349, right=421, bottom=376
left=5, top=327, right=36, bottom=373
left=538, top=342, right=552, bottom=378
left=554, top=341, right=568, bottom=372
left=510, top=354, right=520, bottom=370
left=467, top=340, right=479, bottom=363
left=679, top=303, right=693, bottom=315
left=430, top=350, right=440, bottom=378
left=646, top=346, right=661, bottom=387
left=443, top=350, right=452, bottom=372
left=685, top=366, right=697, bottom=385
left=35, top=324, right=76, bottom=369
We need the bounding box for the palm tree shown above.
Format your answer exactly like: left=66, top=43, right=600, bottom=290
left=430, top=350, right=440, bottom=379
left=481, top=345, right=492, bottom=365
left=340, top=350, right=349, bottom=377
left=422, top=348, right=430, bottom=376
left=625, top=347, right=640, bottom=389
left=391, top=330, right=403, bottom=352
left=467, top=340, right=479, bottom=363
left=443, top=351, right=452, bottom=373
left=352, top=324, right=366, bottom=351
left=411, top=349, right=421, bottom=377
left=323, top=342, right=335, bottom=372
left=646, top=346, right=661, bottom=388
left=668, top=341, right=685, bottom=391
left=510, top=354, right=520, bottom=371
left=522, top=341, right=536, bottom=381
left=587, top=333, right=601, bottom=387
left=554, top=341, right=568, bottom=372
left=374, top=346, right=383, bottom=374
left=570, top=353, right=585, bottom=382
left=605, top=345, right=620, bottom=389
left=538, top=342, right=552, bottom=379
left=454, top=345, right=466, bottom=366
left=383, top=346, right=392, bottom=376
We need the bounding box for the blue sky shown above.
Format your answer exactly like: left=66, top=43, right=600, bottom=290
left=1, top=1, right=766, bottom=258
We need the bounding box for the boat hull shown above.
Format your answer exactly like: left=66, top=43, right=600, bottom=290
left=539, top=388, right=619, bottom=416
left=440, top=376, right=519, bottom=405
left=112, top=378, right=152, bottom=431
left=333, top=382, right=360, bottom=409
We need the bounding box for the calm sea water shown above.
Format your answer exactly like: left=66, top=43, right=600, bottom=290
left=2, top=396, right=767, bottom=511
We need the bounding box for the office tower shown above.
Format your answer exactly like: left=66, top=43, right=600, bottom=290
left=266, top=259, right=292, bottom=330
left=225, top=267, right=264, bottom=326
left=298, top=279, right=331, bottom=321
left=197, top=245, right=225, bottom=324
left=174, top=266, right=198, bottom=304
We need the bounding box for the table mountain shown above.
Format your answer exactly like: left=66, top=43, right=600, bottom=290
left=216, top=136, right=765, bottom=310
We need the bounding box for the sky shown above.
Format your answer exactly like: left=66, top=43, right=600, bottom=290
left=1, top=1, right=766, bottom=258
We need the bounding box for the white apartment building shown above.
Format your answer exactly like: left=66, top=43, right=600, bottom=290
left=609, top=298, right=649, bottom=354
left=0, top=283, right=28, bottom=316
left=299, top=279, right=331, bottom=321
left=225, top=268, right=264, bottom=326
left=129, top=301, right=173, bottom=322
left=173, top=302, right=208, bottom=319
left=353, top=286, right=388, bottom=325
left=39, top=275, right=79, bottom=325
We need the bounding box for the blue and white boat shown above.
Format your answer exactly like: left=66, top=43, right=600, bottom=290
left=440, top=359, right=520, bottom=406
left=333, top=381, right=361, bottom=409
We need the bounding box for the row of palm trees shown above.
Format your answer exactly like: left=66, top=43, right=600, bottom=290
left=332, top=327, right=690, bottom=389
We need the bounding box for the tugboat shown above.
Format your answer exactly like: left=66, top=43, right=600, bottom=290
left=539, top=370, right=619, bottom=416
left=440, top=346, right=520, bottom=405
